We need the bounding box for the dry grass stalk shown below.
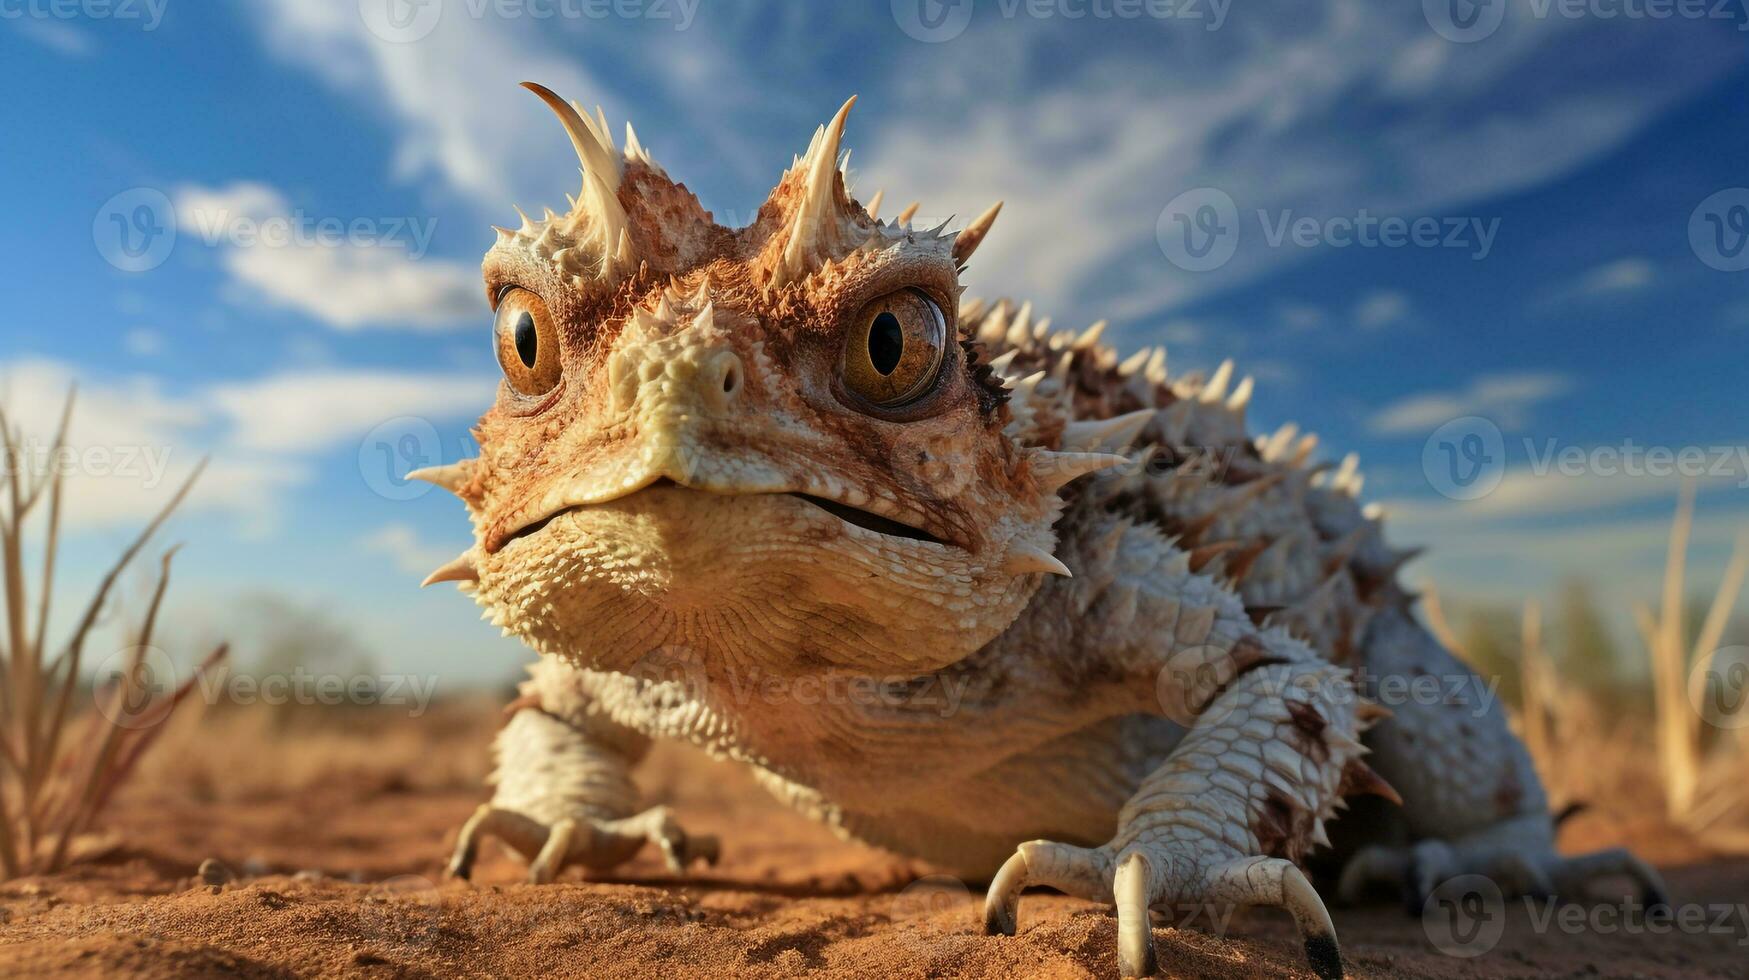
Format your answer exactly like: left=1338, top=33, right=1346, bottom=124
left=0, top=392, right=227, bottom=877
left=1635, top=481, right=1748, bottom=843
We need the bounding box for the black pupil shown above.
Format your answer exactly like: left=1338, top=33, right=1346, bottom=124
left=513, top=312, right=538, bottom=368
left=869, top=311, right=904, bottom=376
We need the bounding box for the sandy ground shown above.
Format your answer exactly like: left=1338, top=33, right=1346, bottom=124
left=0, top=701, right=1745, bottom=979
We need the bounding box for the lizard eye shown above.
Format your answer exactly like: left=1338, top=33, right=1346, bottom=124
left=841, top=288, right=948, bottom=408
left=494, top=287, right=562, bottom=397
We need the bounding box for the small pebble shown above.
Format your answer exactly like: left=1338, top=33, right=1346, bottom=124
left=198, top=858, right=235, bottom=886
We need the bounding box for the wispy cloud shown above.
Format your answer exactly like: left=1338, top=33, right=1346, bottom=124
left=244, top=2, right=627, bottom=210
left=13, top=18, right=94, bottom=58
left=173, top=182, right=478, bottom=331
left=0, top=359, right=298, bottom=531
left=857, top=4, right=1739, bottom=327
left=1368, top=371, right=1574, bottom=435
left=1, top=359, right=494, bottom=530
left=1537, top=256, right=1658, bottom=308
left=362, top=523, right=460, bottom=577
left=1354, top=290, right=1411, bottom=330
left=207, top=369, right=496, bottom=453
left=123, top=328, right=164, bottom=357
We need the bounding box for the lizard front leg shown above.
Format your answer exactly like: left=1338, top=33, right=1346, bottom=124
left=983, top=530, right=1390, bottom=978
left=446, top=661, right=717, bottom=884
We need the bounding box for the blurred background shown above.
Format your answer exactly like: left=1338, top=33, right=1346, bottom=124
left=4, top=3, right=1747, bottom=693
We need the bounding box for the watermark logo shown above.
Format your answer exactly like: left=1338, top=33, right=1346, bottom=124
left=1422, top=873, right=1508, bottom=957
left=892, top=875, right=974, bottom=952
left=1691, top=645, right=1749, bottom=730
left=360, top=417, right=443, bottom=501
left=94, top=188, right=177, bottom=273
left=892, top=0, right=974, bottom=41
left=357, top=874, right=445, bottom=950
left=1156, top=188, right=1240, bottom=273
left=359, top=0, right=443, bottom=42
left=1690, top=188, right=1749, bottom=272
left=1423, top=0, right=1507, bottom=42
left=1427, top=0, right=1749, bottom=42
left=92, top=645, right=180, bottom=729
left=1422, top=416, right=1507, bottom=500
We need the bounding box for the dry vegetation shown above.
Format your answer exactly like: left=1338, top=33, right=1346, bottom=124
left=1425, top=483, right=1749, bottom=857
left=0, top=397, right=226, bottom=879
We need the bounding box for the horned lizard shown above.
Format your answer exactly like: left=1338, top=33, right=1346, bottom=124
left=424, top=83, right=1666, bottom=977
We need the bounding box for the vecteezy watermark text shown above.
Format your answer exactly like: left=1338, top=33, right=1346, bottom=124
left=178, top=206, right=439, bottom=259
left=1425, top=876, right=1749, bottom=958
left=0, top=439, right=174, bottom=489
left=195, top=666, right=439, bottom=716
left=1422, top=417, right=1749, bottom=500
left=891, top=0, right=1226, bottom=43
left=1157, top=188, right=1500, bottom=272
left=0, top=0, right=167, bottom=30
left=359, top=0, right=698, bottom=43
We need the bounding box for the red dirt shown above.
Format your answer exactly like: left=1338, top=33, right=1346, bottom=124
left=1, top=703, right=1744, bottom=978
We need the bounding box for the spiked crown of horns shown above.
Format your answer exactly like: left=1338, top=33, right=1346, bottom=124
left=511, top=83, right=1004, bottom=292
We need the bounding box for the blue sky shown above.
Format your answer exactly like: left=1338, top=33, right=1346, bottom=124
left=1, top=1, right=1745, bottom=684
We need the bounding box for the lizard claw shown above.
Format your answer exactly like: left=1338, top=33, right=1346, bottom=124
left=984, top=839, right=1342, bottom=979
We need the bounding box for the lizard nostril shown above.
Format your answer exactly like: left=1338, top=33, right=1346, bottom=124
left=703, top=350, right=743, bottom=410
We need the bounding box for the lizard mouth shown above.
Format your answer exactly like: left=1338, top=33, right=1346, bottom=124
left=499, top=478, right=951, bottom=550
left=785, top=493, right=945, bottom=544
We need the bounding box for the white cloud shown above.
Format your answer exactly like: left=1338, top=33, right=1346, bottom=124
left=124, top=329, right=164, bottom=357
left=172, top=182, right=479, bottom=331
left=244, top=3, right=622, bottom=210
left=1579, top=258, right=1656, bottom=294
left=1397, top=506, right=1747, bottom=612
left=1536, top=257, right=1658, bottom=309
left=1386, top=464, right=1748, bottom=527
left=362, top=523, right=460, bottom=577
left=1368, top=372, right=1573, bottom=436
left=856, top=4, right=1739, bottom=327
left=0, top=359, right=297, bottom=530
left=1354, top=290, right=1410, bottom=331
left=1277, top=303, right=1326, bottom=333
left=0, top=359, right=496, bottom=530
left=207, top=369, right=496, bottom=454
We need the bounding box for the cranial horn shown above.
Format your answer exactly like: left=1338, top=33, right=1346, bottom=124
left=520, top=81, right=632, bottom=281
left=521, top=81, right=621, bottom=197
left=773, top=96, right=858, bottom=285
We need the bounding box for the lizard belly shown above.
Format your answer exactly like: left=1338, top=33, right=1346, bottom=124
left=752, top=714, right=1190, bottom=878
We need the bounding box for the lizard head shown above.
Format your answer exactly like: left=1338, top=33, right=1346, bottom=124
left=423, top=84, right=1120, bottom=678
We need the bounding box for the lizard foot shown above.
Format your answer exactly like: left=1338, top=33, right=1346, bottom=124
left=445, top=803, right=719, bottom=884
left=985, top=839, right=1342, bottom=979
left=1337, top=818, right=1667, bottom=915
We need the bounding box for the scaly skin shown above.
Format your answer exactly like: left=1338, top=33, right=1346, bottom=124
left=424, top=83, right=1664, bottom=977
